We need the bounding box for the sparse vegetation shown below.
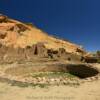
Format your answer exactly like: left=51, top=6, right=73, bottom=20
left=11, top=81, right=48, bottom=88
left=96, top=51, right=100, bottom=57
left=91, top=50, right=100, bottom=63
left=25, top=23, right=35, bottom=27
left=31, top=72, right=76, bottom=79
left=97, top=59, right=100, bottom=63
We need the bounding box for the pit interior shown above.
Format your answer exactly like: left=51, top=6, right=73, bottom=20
left=66, top=64, right=99, bottom=78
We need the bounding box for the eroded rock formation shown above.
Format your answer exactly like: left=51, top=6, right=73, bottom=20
left=0, top=14, right=8, bottom=23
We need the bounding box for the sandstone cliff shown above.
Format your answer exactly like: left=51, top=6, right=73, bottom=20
left=0, top=14, right=87, bottom=56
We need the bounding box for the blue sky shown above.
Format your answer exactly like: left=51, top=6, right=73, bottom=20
left=0, top=0, right=100, bottom=51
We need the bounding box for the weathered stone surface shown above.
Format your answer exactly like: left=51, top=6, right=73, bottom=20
left=34, top=43, right=48, bottom=57
left=8, top=24, right=29, bottom=34
left=0, top=43, right=48, bottom=63
left=0, top=44, right=8, bottom=61
left=0, top=31, right=7, bottom=39
left=0, top=43, right=85, bottom=63
left=84, top=57, right=98, bottom=63
left=0, top=42, right=90, bottom=63
left=24, top=46, right=35, bottom=60
left=0, top=15, right=8, bottom=23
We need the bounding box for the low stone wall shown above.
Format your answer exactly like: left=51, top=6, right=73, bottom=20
left=5, top=63, right=99, bottom=78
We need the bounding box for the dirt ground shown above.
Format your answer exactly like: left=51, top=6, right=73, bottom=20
left=0, top=78, right=100, bottom=100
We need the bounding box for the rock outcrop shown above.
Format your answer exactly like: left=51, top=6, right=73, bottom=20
left=0, top=14, right=8, bottom=23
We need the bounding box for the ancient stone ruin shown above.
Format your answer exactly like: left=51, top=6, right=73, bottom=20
left=0, top=42, right=85, bottom=64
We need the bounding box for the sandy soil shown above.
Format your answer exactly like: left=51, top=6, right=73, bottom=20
left=0, top=79, right=100, bottom=100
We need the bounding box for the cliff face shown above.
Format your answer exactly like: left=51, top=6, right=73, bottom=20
left=0, top=14, right=86, bottom=55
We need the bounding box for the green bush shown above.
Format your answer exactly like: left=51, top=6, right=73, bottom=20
left=25, top=23, right=36, bottom=27
left=97, top=51, right=100, bottom=57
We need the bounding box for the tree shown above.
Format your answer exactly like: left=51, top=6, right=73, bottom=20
left=96, top=51, right=100, bottom=57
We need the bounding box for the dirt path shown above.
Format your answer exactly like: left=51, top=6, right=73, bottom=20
left=0, top=79, right=100, bottom=100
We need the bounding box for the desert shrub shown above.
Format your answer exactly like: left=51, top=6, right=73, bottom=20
left=96, top=51, right=100, bottom=57
left=25, top=23, right=34, bottom=27
left=97, top=59, right=100, bottom=63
